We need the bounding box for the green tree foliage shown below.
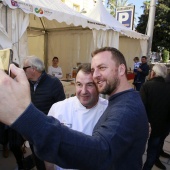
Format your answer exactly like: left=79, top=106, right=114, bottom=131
left=136, top=0, right=170, bottom=51
left=107, top=0, right=116, bottom=16
left=108, top=0, right=130, bottom=16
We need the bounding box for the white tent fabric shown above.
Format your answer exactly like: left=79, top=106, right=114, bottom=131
left=47, top=30, right=95, bottom=74
left=2, top=0, right=119, bottom=71
left=27, top=30, right=45, bottom=62
left=86, top=0, right=149, bottom=68
left=11, top=9, right=29, bottom=64
left=92, top=30, right=119, bottom=49
left=0, top=4, right=12, bottom=49
left=3, top=0, right=148, bottom=40
left=0, top=4, right=29, bottom=64
left=3, top=0, right=110, bottom=30
left=119, top=37, right=148, bottom=69
left=86, top=0, right=149, bottom=40
left=1, top=0, right=148, bottom=76
left=0, top=21, right=12, bottom=49
left=2, top=0, right=121, bottom=75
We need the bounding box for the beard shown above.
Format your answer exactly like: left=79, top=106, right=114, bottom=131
left=99, top=76, right=120, bottom=96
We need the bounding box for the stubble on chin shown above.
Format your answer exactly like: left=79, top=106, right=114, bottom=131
left=100, top=84, right=112, bottom=95
left=99, top=77, right=120, bottom=95
left=97, top=83, right=110, bottom=95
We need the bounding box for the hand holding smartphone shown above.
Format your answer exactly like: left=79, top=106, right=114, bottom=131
left=0, top=48, right=13, bottom=75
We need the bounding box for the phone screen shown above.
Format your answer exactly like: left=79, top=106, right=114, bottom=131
left=0, top=49, right=13, bottom=74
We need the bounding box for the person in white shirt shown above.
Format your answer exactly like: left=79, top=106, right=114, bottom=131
left=46, top=63, right=108, bottom=170
left=48, top=57, right=63, bottom=79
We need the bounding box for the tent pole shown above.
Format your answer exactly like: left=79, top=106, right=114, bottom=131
left=39, top=17, right=48, bottom=70
left=146, top=0, right=156, bottom=57
left=5, top=5, right=8, bottom=32
left=44, top=32, right=48, bottom=71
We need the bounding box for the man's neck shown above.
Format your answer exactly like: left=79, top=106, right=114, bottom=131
left=110, top=78, right=132, bottom=97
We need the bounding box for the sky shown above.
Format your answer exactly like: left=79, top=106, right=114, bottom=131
left=127, top=0, right=144, bottom=25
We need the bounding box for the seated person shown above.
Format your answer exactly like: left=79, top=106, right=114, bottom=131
left=48, top=57, right=62, bottom=79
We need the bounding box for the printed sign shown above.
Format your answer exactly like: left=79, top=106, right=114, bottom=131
left=10, top=0, right=52, bottom=17
left=11, top=0, right=33, bottom=12
left=35, top=7, right=44, bottom=14
left=116, top=6, right=135, bottom=30
left=11, top=0, right=19, bottom=7
left=34, top=8, right=53, bottom=16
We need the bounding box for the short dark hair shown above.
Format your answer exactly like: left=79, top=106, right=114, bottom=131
left=141, top=56, right=147, bottom=59
left=77, top=63, right=91, bottom=74
left=52, top=57, right=59, bottom=61
left=91, top=47, right=127, bottom=73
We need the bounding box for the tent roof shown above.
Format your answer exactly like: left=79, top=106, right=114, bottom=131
left=3, top=0, right=111, bottom=31
left=3, top=0, right=148, bottom=40
left=86, top=0, right=149, bottom=40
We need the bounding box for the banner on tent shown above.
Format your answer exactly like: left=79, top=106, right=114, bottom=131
left=116, top=6, right=135, bottom=30
left=10, top=0, right=53, bottom=16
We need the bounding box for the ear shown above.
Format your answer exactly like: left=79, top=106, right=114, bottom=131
left=118, top=64, right=126, bottom=76
left=150, top=70, right=155, bottom=79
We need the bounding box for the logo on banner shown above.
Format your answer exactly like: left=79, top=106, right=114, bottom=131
left=11, top=1, right=33, bottom=12
left=44, top=10, right=53, bottom=16
left=34, top=7, right=53, bottom=16
left=116, top=6, right=135, bottom=30
left=35, top=8, right=44, bottom=14
left=11, top=0, right=19, bottom=7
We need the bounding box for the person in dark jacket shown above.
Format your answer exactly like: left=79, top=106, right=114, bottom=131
left=140, top=64, right=170, bottom=170
left=156, top=70, right=170, bottom=168
left=134, top=56, right=150, bottom=91
left=23, top=56, right=65, bottom=170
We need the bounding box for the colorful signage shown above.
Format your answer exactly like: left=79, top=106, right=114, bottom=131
left=116, top=6, right=135, bottom=30
left=10, top=0, right=53, bottom=17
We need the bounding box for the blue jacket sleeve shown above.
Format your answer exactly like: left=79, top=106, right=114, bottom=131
left=11, top=98, right=148, bottom=170
left=11, top=103, right=108, bottom=169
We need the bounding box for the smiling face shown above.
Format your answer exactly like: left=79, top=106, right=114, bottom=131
left=75, top=70, right=99, bottom=109
left=141, top=57, right=147, bottom=64
left=91, top=51, right=121, bottom=96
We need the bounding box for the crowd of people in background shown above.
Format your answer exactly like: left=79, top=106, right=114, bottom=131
left=141, top=64, right=170, bottom=170
left=0, top=47, right=170, bottom=170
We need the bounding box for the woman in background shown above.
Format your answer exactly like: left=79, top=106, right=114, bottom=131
left=48, top=56, right=63, bottom=79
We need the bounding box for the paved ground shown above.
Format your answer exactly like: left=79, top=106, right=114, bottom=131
left=0, top=143, right=37, bottom=170
left=1, top=135, right=170, bottom=170
left=143, top=134, right=170, bottom=170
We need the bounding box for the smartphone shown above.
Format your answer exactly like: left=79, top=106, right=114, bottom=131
left=0, top=48, right=13, bottom=75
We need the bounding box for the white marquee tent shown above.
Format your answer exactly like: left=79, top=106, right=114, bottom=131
left=0, top=0, right=149, bottom=75
left=86, top=0, right=147, bottom=39
left=86, top=0, right=149, bottom=68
